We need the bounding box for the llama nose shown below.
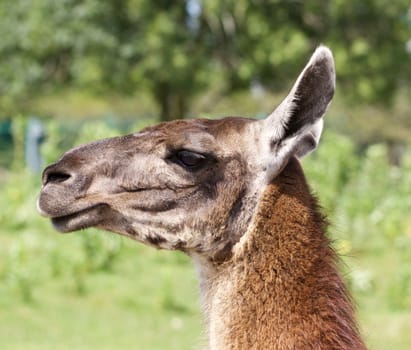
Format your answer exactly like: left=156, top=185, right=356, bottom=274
left=42, top=164, right=72, bottom=186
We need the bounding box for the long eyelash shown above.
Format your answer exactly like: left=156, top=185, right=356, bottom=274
left=166, top=149, right=217, bottom=171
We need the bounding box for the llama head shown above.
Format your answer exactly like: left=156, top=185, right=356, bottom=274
left=38, top=46, right=335, bottom=260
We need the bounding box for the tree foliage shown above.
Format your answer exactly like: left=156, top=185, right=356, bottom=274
left=0, top=0, right=410, bottom=121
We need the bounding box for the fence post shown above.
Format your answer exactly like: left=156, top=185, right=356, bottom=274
left=25, top=117, right=45, bottom=173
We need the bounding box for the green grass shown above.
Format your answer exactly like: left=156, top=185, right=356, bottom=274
left=0, top=229, right=203, bottom=350
left=349, top=251, right=411, bottom=350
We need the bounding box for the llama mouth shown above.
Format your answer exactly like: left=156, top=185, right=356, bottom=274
left=50, top=204, right=108, bottom=233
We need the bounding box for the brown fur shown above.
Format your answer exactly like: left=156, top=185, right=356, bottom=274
left=201, top=158, right=366, bottom=349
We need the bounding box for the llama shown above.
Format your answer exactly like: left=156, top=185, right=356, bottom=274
left=38, top=46, right=367, bottom=349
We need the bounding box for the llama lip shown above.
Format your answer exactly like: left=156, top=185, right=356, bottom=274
left=50, top=204, right=108, bottom=233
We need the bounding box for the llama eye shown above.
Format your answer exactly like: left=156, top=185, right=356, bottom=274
left=175, top=150, right=207, bottom=169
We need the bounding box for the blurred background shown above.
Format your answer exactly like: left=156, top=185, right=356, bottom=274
left=0, top=1, right=410, bottom=349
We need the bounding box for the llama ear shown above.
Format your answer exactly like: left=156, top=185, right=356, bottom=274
left=259, top=46, right=335, bottom=181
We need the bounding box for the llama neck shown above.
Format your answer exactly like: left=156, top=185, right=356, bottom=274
left=196, top=158, right=366, bottom=350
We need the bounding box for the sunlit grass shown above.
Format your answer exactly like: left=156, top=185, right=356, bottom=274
left=0, top=228, right=203, bottom=350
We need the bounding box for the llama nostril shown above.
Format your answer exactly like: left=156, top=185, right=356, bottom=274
left=44, top=171, right=72, bottom=185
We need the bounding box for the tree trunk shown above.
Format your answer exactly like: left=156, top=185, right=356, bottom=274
left=387, top=141, right=406, bottom=167
left=155, top=82, right=188, bottom=122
